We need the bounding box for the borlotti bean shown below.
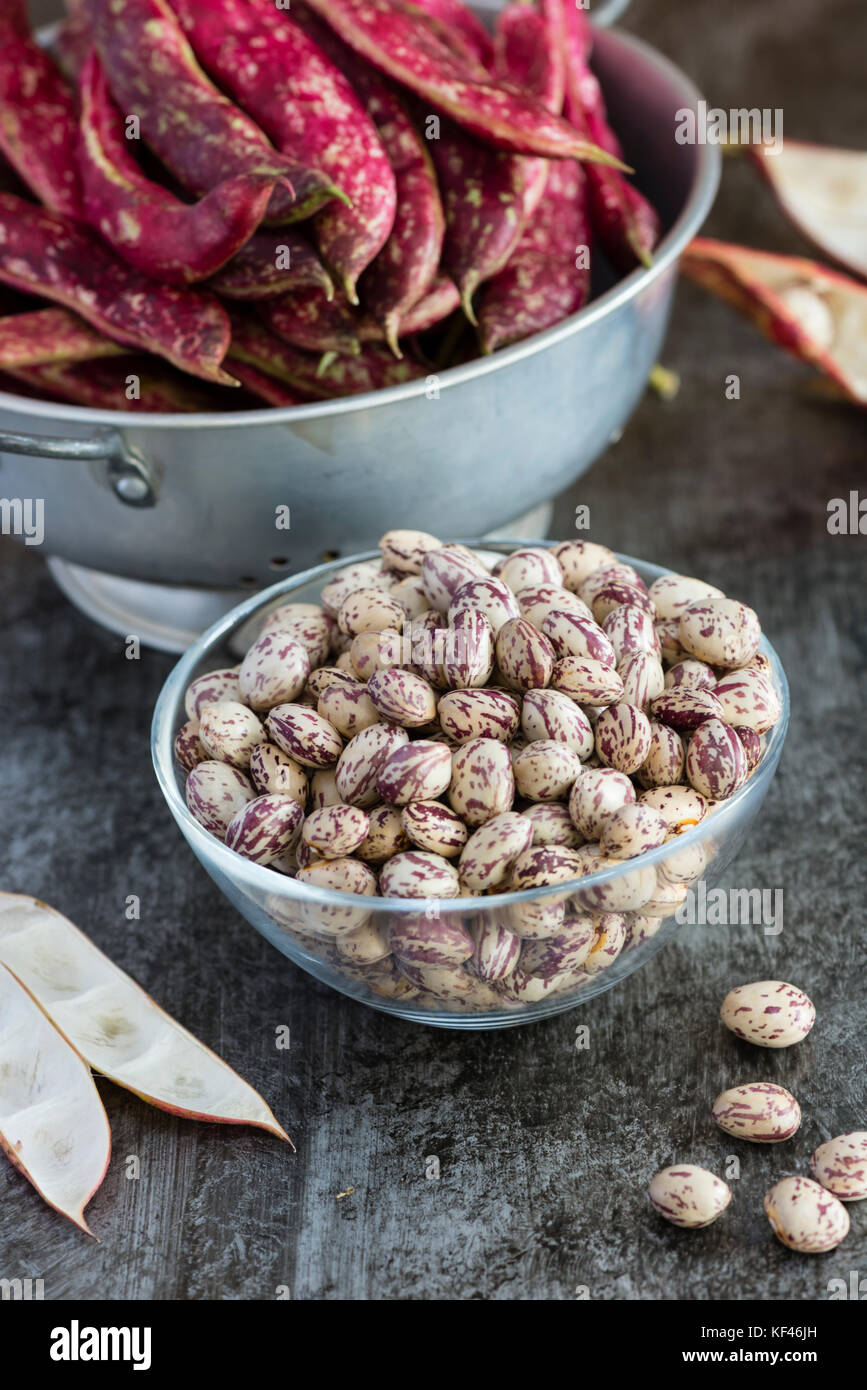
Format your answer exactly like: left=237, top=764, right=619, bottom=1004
left=176, top=533, right=782, bottom=1013
left=720, top=981, right=816, bottom=1048
left=712, top=1082, right=801, bottom=1143
left=764, top=1177, right=850, bottom=1252
left=810, top=1133, right=867, bottom=1201
left=648, top=1165, right=732, bottom=1229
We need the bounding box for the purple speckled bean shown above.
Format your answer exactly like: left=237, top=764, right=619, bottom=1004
left=379, top=850, right=460, bottom=899
left=679, top=598, right=761, bottom=669
left=449, top=736, right=515, bottom=826
left=401, top=800, right=467, bottom=856
left=448, top=577, right=520, bottom=636
left=497, top=548, right=563, bottom=593
left=636, top=721, right=685, bottom=790
left=720, top=980, right=815, bottom=1050
left=495, top=616, right=555, bottom=692
left=736, top=725, right=763, bottom=772
left=550, top=656, right=623, bottom=706
left=713, top=668, right=781, bottom=735
left=302, top=804, right=370, bottom=858
left=185, top=760, right=254, bottom=838
left=335, top=721, right=409, bottom=808
left=266, top=703, right=343, bottom=769
left=239, top=629, right=311, bottom=711
left=389, top=912, right=473, bottom=965
left=338, top=587, right=408, bottom=637
left=377, top=740, right=453, bottom=805
left=591, top=582, right=655, bottom=626
left=648, top=1166, right=732, bottom=1229
left=594, top=701, right=651, bottom=775
left=469, top=918, right=521, bottom=981
left=639, top=784, right=707, bottom=834
left=174, top=718, right=207, bottom=773
left=656, top=618, right=688, bottom=666
left=648, top=573, right=724, bottom=619
left=618, top=651, right=665, bottom=712
left=261, top=603, right=337, bottom=666
left=664, top=659, right=717, bottom=692
left=602, top=603, right=661, bottom=662
left=225, top=792, right=304, bottom=865
left=421, top=544, right=489, bottom=611
left=517, top=583, right=591, bottom=629
left=519, top=914, right=596, bottom=977
left=442, top=609, right=495, bottom=689
left=295, top=856, right=378, bottom=934
left=810, top=1132, right=867, bottom=1201
left=580, top=563, right=644, bottom=606
left=599, top=803, right=668, bottom=860
left=320, top=561, right=390, bottom=615
left=248, top=742, right=309, bottom=804
left=367, top=668, right=438, bottom=727
left=712, top=1082, right=801, bottom=1143
left=458, top=810, right=534, bottom=892
left=356, top=803, right=408, bottom=861
left=568, top=766, right=635, bottom=840
left=513, top=740, right=582, bottom=803
left=552, top=540, right=617, bottom=593
left=648, top=686, right=724, bottom=733
left=765, top=1177, right=849, bottom=1251
left=199, top=699, right=265, bottom=769
left=522, top=802, right=582, bottom=848
left=437, top=688, right=520, bottom=744
left=521, top=688, right=594, bottom=759
left=582, top=912, right=627, bottom=975
left=379, top=529, right=442, bottom=575
left=540, top=611, right=616, bottom=667
left=317, top=681, right=381, bottom=738
left=686, top=717, right=748, bottom=800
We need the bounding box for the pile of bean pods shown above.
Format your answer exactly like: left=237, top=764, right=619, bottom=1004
left=0, top=0, right=658, bottom=411
left=175, top=529, right=783, bottom=1012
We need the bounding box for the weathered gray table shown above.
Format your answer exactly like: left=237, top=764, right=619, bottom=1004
left=1, top=0, right=864, bottom=1300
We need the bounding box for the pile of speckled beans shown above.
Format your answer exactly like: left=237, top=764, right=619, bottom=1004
left=175, top=530, right=782, bottom=1012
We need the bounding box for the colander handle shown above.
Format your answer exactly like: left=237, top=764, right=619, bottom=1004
left=0, top=427, right=156, bottom=507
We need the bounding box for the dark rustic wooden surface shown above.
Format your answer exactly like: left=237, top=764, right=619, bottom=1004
left=1, top=0, right=865, bottom=1300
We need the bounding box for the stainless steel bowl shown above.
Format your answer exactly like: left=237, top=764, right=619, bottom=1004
left=0, top=28, right=720, bottom=588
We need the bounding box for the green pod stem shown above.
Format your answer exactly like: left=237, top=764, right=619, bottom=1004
left=300, top=0, right=625, bottom=164
left=173, top=0, right=394, bottom=300
left=82, top=0, right=299, bottom=223
left=478, top=159, right=592, bottom=354
left=0, top=192, right=235, bottom=384
left=559, top=0, right=659, bottom=273
left=207, top=231, right=334, bottom=302
left=259, top=288, right=362, bottom=357
left=0, top=308, right=125, bottom=369
left=0, top=12, right=84, bottom=217
left=78, top=54, right=281, bottom=286
left=293, top=6, right=444, bottom=358
left=228, top=312, right=424, bottom=400
left=8, top=356, right=219, bottom=412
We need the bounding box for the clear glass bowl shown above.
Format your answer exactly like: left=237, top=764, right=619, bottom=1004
left=151, top=542, right=789, bottom=1029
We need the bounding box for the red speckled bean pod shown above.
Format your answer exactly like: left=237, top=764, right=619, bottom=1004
left=230, top=361, right=310, bottom=409
left=300, top=0, right=622, bottom=163
left=358, top=272, right=460, bottom=344
left=0, top=192, right=234, bottom=384
left=408, top=0, right=494, bottom=69
left=174, top=0, right=394, bottom=302
left=56, top=1, right=93, bottom=82
left=494, top=0, right=566, bottom=218
left=82, top=0, right=300, bottom=223
left=478, top=155, right=591, bottom=353
left=0, top=13, right=83, bottom=217
left=0, top=309, right=124, bottom=369
left=8, top=357, right=216, bottom=412
left=207, top=231, right=334, bottom=302
left=227, top=313, right=424, bottom=400
left=259, top=289, right=361, bottom=358
left=559, top=0, right=659, bottom=272
left=295, top=7, right=444, bottom=357
left=78, top=54, right=279, bottom=285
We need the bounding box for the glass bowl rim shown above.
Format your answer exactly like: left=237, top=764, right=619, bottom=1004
left=151, top=541, right=790, bottom=914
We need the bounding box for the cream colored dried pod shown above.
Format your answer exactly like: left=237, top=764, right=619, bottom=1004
left=335, top=722, right=409, bottom=809
left=317, top=682, right=381, bottom=738
left=516, top=584, right=592, bottom=629
left=379, top=850, right=461, bottom=899
left=720, top=981, right=815, bottom=1048
left=389, top=574, right=431, bottom=618
left=266, top=703, right=343, bottom=769
left=582, top=912, right=627, bottom=974
left=594, top=701, right=652, bottom=775
left=302, top=805, right=370, bottom=859
left=513, top=740, right=583, bottom=803
left=497, top=547, right=563, bottom=593
left=320, top=561, right=389, bottom=616
left=295, top=856, right=379, bottom=935
left=377, top=739, right=453, bottom=805
left=599, top=804, right=668, bottom=860
left=636, top=722, right=685, bottom=789
left=639, top=784, right=708, bottom=833
left=568, top=767, right=636, bottom=840
left=356, top=803, right=408, bottom=862
left=713, top=668, right=782, bottom=735
left=810, top=1133, right=867, bottom=1201
left=438, top=688, right=520, bottom=744
left=449, top=737, right=515, bottom=826
left=379, top=528, right=442, bottom=575
left=338, top=587, right=408, bottom=638
left=618, top=651, right=665, bottom=711
left=551, top=656, right=624, bottom=706
left=249, top=742, right=308, bottom=805
left=458, top=811, right=534, bottom=892
left=764, top=1177, right=850, bottom=1252
left=648, top=574, right=724, bottom=620
left=309, top=767, right=344, bottom=810
left=199, top=700, right=266, bottom=770
left=648, top=1165, right=732, bottom=1229
left=521, top=688, right=594, bottom=759
left=349, top=627, right=402, bottom=680
left=552, top=540, right=618, bottom=592
left=678, top=597, right=761, bottom=668
left=402, top=801, right=468, bottom=857
left=420, top=544, right=489, bottom=611
left=185, top=760, right=254, bottom=838
left=712, top=1082, right=801, bottom=1143
left=495, top=616, right=555, bottom=691
left=184, top=666, right=242, bottom=720
left=335, top=922, right=392, bottom=965
left=522, top=803, right=583, bottom=847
